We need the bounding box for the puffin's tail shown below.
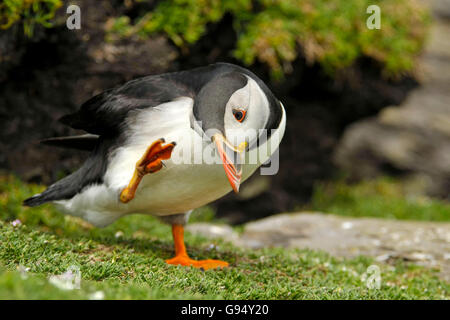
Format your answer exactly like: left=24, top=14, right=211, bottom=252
left=23, top=168, right=87, bottom=207
left=23, top=179, right=71, bottom=207
left=23, top=193, right=47, bottom=207
left=23, top=135, right=107, bottom=207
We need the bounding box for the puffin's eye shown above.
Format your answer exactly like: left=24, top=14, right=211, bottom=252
left=232, top=109, right=246, bottom=123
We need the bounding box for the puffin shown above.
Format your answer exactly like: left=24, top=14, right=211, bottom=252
left=24, top=63, right=286, bottom=270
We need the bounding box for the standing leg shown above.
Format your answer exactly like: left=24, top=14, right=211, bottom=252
left=165, top=223, right=229, bottom=270
left=161, top=212, right=228, bottom=270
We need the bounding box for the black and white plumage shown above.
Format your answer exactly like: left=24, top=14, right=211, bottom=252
left=24, top=63, right=286, bottom=227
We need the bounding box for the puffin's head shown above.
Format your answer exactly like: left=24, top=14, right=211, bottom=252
left=192, top=71, right=283, bottom=193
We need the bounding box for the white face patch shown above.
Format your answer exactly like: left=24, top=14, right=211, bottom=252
left=223, top=76, right=270, bottom=148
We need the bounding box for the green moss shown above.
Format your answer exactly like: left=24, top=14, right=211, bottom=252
left=0, top=1, right=430, bottom=78
left=108, top=0, right=430, bottom=79
left=0, top=0, right=62, bottom=37
left=0, top=174, right=448, bottom=299
left=307, top=177, right=450, bottom=222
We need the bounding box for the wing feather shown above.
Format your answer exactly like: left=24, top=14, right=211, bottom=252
left=59, top=76, right=193, bottom=135
left=40, top=134, right=99, bottom=151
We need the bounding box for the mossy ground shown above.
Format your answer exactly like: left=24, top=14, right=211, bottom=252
left=307, top=177, right=450, bottom=222
left=107, top=0, right=430, bottom=79
left=1, top=1, right=430, bottom=78
left=0, top=175, right=448, bottom=299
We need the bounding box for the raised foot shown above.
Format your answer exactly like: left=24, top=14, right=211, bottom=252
left=165, top=255, right=229, bottom=270
left=120, top=138, right=176, bottom=203
left=137, top=138, right=177, bottom=175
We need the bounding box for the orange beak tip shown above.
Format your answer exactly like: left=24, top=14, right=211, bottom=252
left=213, top=134, right=243, bottom=194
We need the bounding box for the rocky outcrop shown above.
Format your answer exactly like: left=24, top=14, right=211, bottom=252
left=187, top=212, right=450, bottom=281
left=334, top=5, right=450, bottom=199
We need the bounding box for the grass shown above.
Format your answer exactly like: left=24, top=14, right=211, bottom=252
left=0, top=0, right=62, bottom=37
left=307, top=177, right=450, bottom=222
left=1, top=1, right=430, bottom=78
left=0, top=174, right=448, bottom=299
left=107, top=0, right=430, bottom=79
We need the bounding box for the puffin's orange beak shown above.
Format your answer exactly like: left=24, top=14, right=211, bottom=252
left=213, top=133, right=245, bottom=193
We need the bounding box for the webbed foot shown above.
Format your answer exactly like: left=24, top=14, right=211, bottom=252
left=120, top=138, right=176, bottom=203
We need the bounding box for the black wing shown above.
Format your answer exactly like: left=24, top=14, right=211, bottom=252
left=58, top=63, right=247, bottom=135
left=59, top=75, right=194, bottom=135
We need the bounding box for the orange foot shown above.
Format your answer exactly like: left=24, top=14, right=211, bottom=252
left=166, top=255, right=229, bottom=270
left=120, top=138, right=176, bottom=203
left=166, top=224, right=229, bottom=270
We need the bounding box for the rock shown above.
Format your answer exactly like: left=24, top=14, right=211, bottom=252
left=186, top=223, right=239, bottom=243
left=430, top=0, right=450, bottom=19
left=212, top=212, right=450, bottom=281
left=334, top=13, right=450, bottom=199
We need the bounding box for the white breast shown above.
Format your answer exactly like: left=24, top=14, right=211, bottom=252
left=54, top=98, right=286, bottom=227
